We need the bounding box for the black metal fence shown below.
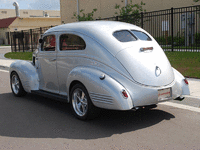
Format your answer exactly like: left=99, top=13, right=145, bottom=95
left=99, top=5, right=200, bottom=52
left=10, top=26, right=54, bottom=52
left=10, top=5, right=200, bottom=52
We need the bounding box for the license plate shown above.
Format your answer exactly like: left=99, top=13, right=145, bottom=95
left=158, top=88, right=171, bottom=101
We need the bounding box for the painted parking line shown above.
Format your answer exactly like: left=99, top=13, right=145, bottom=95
left=160, top=102, right=200, bottom=113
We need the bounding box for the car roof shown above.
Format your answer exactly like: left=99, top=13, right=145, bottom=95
left=44, top=21, right=151, bottom=56
left=45, top=21, right=142, bottom=34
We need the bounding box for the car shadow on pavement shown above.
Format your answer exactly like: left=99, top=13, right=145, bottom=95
left=0, top=92, right=175, bottom=139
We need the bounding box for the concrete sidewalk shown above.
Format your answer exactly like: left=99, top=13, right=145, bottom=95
left=0, top=46, right=200, bottom=101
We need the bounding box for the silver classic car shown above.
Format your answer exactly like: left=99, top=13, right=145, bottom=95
left=10, top=21, right=190, bottom=120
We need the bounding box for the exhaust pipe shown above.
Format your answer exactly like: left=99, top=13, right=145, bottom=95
left=13, top=2, right=20, bottom=17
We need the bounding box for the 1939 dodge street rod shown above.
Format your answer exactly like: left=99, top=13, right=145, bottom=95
left=9, top=21, right=190, bottom=120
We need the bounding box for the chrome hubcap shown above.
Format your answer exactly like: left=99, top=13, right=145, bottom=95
left=11, top=75, right=20, bottom=94
left=72, top=88, right=88, bottom=116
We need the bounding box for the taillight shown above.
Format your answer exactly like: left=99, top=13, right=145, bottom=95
left=184, top=79, right=189, bottom=85
left=122, top=90, right=128, bottom=98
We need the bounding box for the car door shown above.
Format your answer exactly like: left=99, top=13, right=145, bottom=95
left=56, top=32, right=86, bottom=96
left=37, top=34, right=59, bottom=94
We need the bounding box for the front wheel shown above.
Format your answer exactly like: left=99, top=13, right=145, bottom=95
left=10, top=72, right=27, bottom=97
left=70, top=84, right=98, bottom=120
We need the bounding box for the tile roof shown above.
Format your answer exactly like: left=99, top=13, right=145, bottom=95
left=0, top=17, right=17, bottom=28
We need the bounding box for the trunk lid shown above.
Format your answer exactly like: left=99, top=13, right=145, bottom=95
left=115, top=41, right=174, bottom=87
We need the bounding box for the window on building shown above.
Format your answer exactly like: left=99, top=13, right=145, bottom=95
left=1, top=11, right=7, bottom=14
left=60, top=34, right=86, bottom=51
left=23, top=11, right=28, bottom=14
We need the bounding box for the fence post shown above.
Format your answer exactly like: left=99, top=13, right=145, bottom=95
left=21, top=30, right=25, bottom=52
left=13, top=32, right=16, bottom=52
left=40, top=27, right=42, bottom=35
left=10, top=33, right=13, bottom=52
left=116, top=16, right=118, bottom=21
left=171, top=7, right=174, bottom=52
left=141, top=12, right=144, bottom=28
left=30, top=29, right=33, bottom=52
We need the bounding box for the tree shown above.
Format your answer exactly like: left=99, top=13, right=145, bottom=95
left=193, top=0, right=199, bottom=2
left=114, top=0, right=146, bottom=25
left=72, top=9, right=98, bottom=21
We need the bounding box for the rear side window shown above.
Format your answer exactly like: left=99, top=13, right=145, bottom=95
left=60, top=34, right=86, bottom=51
left=131, top=30, right=152, bottom=41
left=41, top=35, right=56, bottom=51
left=113, top=30, right=137, bottom=42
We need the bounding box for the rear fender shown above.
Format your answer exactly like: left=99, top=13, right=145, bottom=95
left=9, top=60, right=39, bottom=93
left=172, top=67, right=190, bottom=96
left=67, top=66, right=133, bottom=110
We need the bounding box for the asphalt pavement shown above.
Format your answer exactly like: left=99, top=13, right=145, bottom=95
left=0, top=70, right=200, bottom=150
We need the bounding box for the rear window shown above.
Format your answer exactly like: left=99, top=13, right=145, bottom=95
left=113, top=30, right=137, bottom=42
left=131, top=30, right=152, bottom=41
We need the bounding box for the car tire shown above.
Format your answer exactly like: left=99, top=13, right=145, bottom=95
left=10, top=72, right=27, bottom=97
left=70, top=84, right=99, bottom=120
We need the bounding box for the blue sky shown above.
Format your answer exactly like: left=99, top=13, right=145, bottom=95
left=0, top=0, right=60, bottom=10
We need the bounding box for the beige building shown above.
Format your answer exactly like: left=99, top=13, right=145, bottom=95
left=0, top=9, right=60, bottom=19
left=0, top=9, right=61, bottom=45
left=60, top=0, right=200, bottom=23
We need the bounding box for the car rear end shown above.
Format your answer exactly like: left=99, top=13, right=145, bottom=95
left=112, top=29, right=190, bottom=107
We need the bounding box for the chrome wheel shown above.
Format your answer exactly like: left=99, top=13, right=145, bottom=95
left=72, top=88, right=88, bottom=117
left=11, top=74, right=20, bottom=94
left=10, top=72, right=27, bottom=97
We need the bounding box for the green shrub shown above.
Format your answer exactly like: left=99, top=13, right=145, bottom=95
left=155, top=35, right=185, bottom=46
left=72, top=9, right=98, bottom=21
left=195, top=33, right=200, bottom=46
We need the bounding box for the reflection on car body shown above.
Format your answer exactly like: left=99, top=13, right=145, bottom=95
left=9, top=21, right=190, bottom=120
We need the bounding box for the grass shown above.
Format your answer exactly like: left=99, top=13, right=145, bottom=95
left=165, top=52, right=200, bottom=78
left=162, top=46, right=200, bottom=49
left=0, top=44, right=10, bottom=46
left=4, top=52, right=33, bottom=61
left=4, top=51, right=200, bottom=78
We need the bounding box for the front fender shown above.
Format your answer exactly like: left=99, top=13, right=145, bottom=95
left=173, top=67, right=190, bottom=96
left=9, top=60, right=39, bottom=93
left=67, top=66, right=133, bottom=110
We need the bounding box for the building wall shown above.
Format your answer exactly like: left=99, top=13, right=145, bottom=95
left=0, top=17, right=61, bottom=45
left=9, top=17, right=61, bottom=31
left=0, top=9, right=60, bottom=19
left=0, top=28, right=9, bottom=45
left=60, top=0, right=200, bottom=23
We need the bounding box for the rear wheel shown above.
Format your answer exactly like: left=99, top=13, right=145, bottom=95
left=70, top=84, right=98, bottom=120
left=10, top=72, right=27, bottom=97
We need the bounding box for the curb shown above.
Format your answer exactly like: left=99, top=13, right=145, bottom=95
left=0, top=65, right=9, bottom=71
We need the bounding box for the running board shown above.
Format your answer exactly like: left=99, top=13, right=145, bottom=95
left=31, top=90, right=68, bottom=102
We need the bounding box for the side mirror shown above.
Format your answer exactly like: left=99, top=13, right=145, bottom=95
left=39, top=39, right=43, bottom=43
